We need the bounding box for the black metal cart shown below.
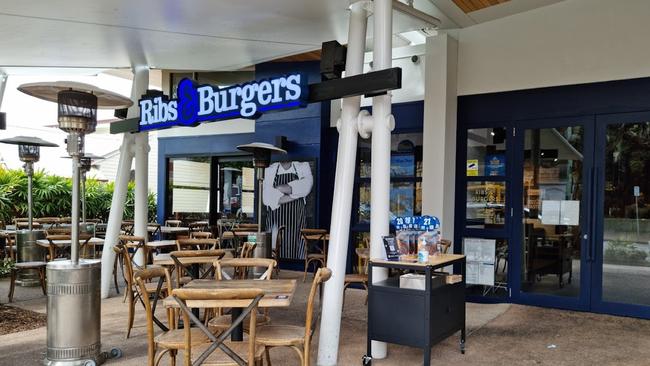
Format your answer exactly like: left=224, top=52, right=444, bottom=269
left=364, top=254, right=466, bottom=366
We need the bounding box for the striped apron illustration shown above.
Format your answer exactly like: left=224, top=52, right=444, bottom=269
left=265, top=162, right=307, bottom=260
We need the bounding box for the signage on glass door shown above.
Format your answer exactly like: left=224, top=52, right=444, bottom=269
left=138, top=73, right=308, bottom=131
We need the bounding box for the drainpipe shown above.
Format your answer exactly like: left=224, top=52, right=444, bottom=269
left=133, top=65, right=150, bottom=267
left=100, top=65, right=148, bottom=298
left=369, top=0, right=394, bottom=358
left=317, top=1, right=369, bottom=365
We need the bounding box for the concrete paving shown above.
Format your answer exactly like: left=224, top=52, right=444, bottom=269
left=1, top=270, right=649, bottom=365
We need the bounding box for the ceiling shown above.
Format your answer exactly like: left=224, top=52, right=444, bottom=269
left=0, top=0, right=565, bottom=75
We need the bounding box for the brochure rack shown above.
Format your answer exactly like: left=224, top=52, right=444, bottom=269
left=364, top=254, right=466, bottom=366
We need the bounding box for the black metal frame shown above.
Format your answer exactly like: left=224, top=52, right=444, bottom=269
left=365, top=258, right=466, bottom=366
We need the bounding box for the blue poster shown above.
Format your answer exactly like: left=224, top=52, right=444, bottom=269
left=485, top=154, right=505, bottom=176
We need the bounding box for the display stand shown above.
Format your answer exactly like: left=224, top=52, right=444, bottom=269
left=364, top=254, right=466, bottom=366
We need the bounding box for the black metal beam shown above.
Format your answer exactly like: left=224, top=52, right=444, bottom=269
left=110, top=117, right=139, bottom=134
left=307, top=67, right=402, bottom=103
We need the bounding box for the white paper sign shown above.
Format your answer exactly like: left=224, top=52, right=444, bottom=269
left=242, top=167, right=255, bottom=191
left=541, top=200, right=561, bottom=225
left=464, top=238, right=496, bottom=286
left=560, top=200, right=580, bottom=226
left=241, top=192, right=255, bottom=214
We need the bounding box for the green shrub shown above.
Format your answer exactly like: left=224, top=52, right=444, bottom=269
left=0, top=258, right=14, bottom=277
left=0, top=168, right=157, bottom=223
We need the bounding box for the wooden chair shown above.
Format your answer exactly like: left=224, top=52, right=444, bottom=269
left=173, top=288, right=266, bottom=366
left=119, top=235, right=149, bottom=268
left=135, top=267, right=209, bottom=366
left=166, top=219, right=183, bottom=227
left=170, top=249, right=226, bottom=288
left=236, top=223, right=258, bottom=231
left=1, top=232, right=15, bottom=260
left=240, top=242, right=256, bottom=259
left=440, top=239, right=452, bottom=254
left=148, top=222, right=162, bottom=241
left=300, top=229, right=328, bottom=282
left=208, top=258, right=276, bottom=334
left=256, top=267, right=332, bottom=366
left=271, top=226, right=285, bottom=277
left=191, top=231, right=213, bottom=239
left=8, top=261, right=47, bottom=302
left=114, top=243, right=169, bottom=339
left=45, top=234, right=92, bottom=261
left=46, top=227, right=71, bottom=236
left=121, top=220, right=135, bottom=236
left=176, top=238, right=219, bottom=251
left=343, top=247, right=369, bottom=306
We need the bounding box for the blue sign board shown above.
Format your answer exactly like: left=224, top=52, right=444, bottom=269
left=138, top=73, right=308, bottom=131
left=485, top=153, right=506, bottom=176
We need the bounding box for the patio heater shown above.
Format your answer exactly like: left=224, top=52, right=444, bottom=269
left=0, top=136, right=57, bottom=286
left=237, top=143, right=286, bottom=262
left=19, top=81, right=132, bottom=366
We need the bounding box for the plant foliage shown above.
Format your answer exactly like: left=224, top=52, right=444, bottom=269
left=0, top=168, right=156, bottom=223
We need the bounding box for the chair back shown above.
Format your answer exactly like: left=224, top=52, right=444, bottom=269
left=176, top=238, right=219, bottom=251
left=240, top=242, right=256, bottom=258
left=304, top=267, right=332, bottom=346
left=134, top=267, right=173, bottom=365
left=172, top=287, right=264, bottom=366
left=166, top=219, right=182, bottom=227
left=440, top=239, right=452, bottom=254
left=236, top=223, right=258, bottom=231
left=273, top=226, right=285, bottom=256
left=46, top=227, right=71, bottom=235
left=190, top=231, right=212, bottom=239
left=215, top=258, right=276, bottom=280
left=170, top=249, right=225, bottom=284
left=113, top=244, right=135, bottom=288
left=355, top=247, right=370, bottom=275
left=300, top=229, right=328, bottom=255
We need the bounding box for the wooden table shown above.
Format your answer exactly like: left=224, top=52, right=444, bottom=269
left=146, top=240, right=178, bottom=250
left=153, top=253, right=223, bottom=266
left=36, top=237, right=104, bottom=259
left=163, top=279, right=297, bottom=340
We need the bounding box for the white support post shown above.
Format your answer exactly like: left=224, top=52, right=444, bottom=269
left=317, top=2, right=368, bottom=365
left=100, top=65, right=148, bottom=298
left=133, top=66, right=150, bottom=267
left=369, top=0, right=394, bottom=358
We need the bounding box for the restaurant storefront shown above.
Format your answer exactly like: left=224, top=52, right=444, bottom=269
left=157, top=60, right=425, bottom=270
left=456, top=76, right=650, bottom=319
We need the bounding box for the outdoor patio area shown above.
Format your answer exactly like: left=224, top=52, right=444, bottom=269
left=1, top=269, right=650, bottom=366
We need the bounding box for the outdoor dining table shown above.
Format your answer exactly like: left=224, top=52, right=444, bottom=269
left=163, top=278, right=297, bottom=341
left=36, top=237, right=104, bottom=259
left=146, top=239, right=178, bottom=251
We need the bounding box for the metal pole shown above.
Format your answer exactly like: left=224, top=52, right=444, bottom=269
left=70, top=132, right=81, bottom=265
left=26, top=163, right=33, bottom=231
left=82, top=172, right=87, bottom=223
left=369, top=0, right=394, bottom=358
left=317, top=2, right=368, bottom=365
left=257, top=171, right=264, bottom=233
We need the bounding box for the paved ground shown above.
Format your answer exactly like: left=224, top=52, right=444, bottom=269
left=1, top=270, right=650, bottom=365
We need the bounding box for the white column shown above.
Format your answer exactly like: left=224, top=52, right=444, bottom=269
left=100, top=65, right=148, bottom=298
left=133, top=66, right=150, bottom=266
left=317, top=2, right=368, bottom=365
left=421, top=34, right=458, bottom=241
left=0, top=74, right=8, bottom=108
left=369, top=0, right=393, bottom=359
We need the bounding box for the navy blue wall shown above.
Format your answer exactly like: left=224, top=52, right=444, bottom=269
left=157, top=61, right=334, bottom=229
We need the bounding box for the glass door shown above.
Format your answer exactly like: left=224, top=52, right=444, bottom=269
left=593, top=113, right=650, bottom=318
left=513, top=118, right=594, bottom=310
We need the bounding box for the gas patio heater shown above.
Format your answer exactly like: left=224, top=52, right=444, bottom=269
left=19, top=81, right=132, bottom=366
left=0, top=135, right=57, bottom=286
left=237, top=142, right=286, bottom=261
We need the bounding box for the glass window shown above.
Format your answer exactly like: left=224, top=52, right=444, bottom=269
left=466, top=181, right=506, bottom=229
left=219, top=160, right=254, bottom=217
left=467, top=128, right=507, bottom=177
left=167, top=157, right=211, bottom=221
left=356, top=133, right=423, bottom=224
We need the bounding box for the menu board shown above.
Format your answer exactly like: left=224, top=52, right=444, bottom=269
left=241, top=192, right=255, bottom=214
left=463, top=238, right=495, bottom=286
left=242, top=167, right=255, bottom=191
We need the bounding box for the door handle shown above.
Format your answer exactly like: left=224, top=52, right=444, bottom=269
left=586, top=167, right=598, bottom=262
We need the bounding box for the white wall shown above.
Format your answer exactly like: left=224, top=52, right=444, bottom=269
left=456, top=0, right=650, bottom=95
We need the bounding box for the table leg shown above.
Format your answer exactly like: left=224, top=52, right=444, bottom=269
left=231, top=307, right=243, bottom=341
